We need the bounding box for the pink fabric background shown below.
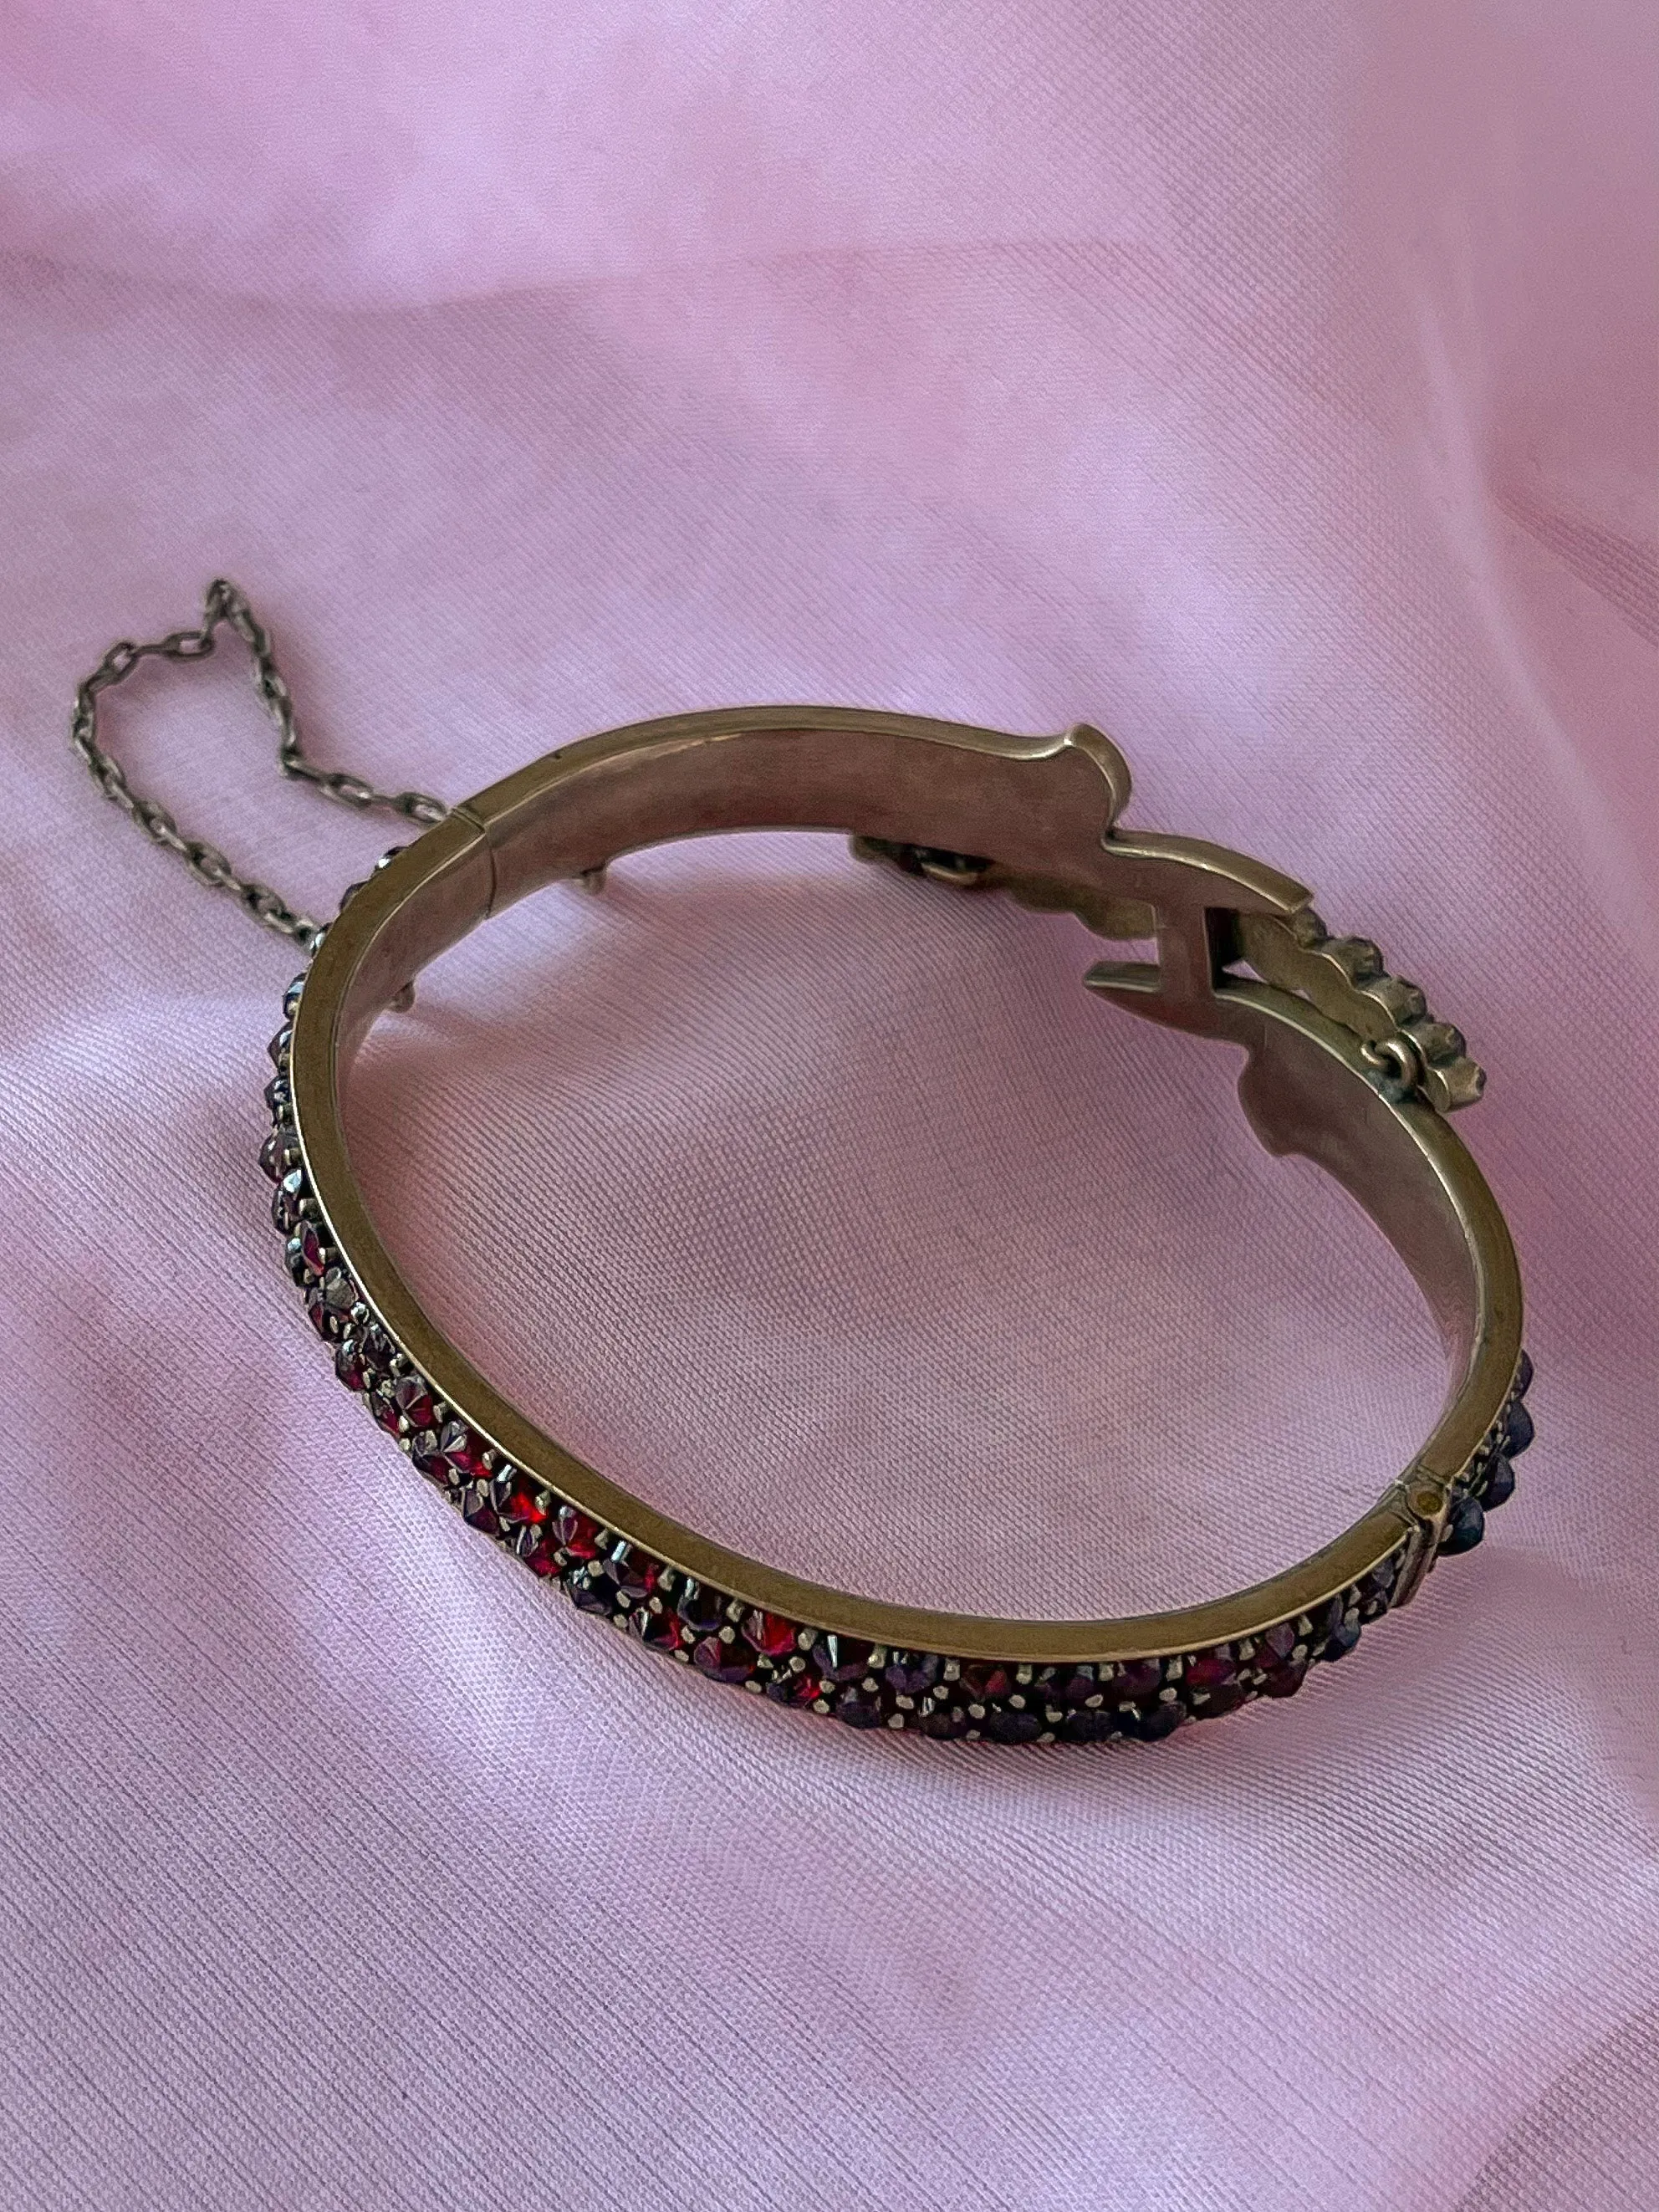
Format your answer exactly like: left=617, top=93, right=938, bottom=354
left=3, top=3, right=1655, bottom=2205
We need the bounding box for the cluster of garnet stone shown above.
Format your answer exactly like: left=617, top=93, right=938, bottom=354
left=1436, top=1350, right=1534, bottom=1556
left=263, top=972, right=1532, bottom=1745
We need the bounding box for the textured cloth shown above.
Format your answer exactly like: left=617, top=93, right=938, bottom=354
left=2, top=5, right=1655, bottom=2207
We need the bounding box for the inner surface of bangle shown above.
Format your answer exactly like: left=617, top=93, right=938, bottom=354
left=334, top=718, right=1489, bottom=1390
left=340, top=830, right=1446, bottom=1621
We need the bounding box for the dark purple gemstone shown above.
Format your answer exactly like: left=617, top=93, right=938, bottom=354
left=267, top=1026, right=292, bottom=1067
left=408, top=1429, right=447, bottom=1484
left=1439, top=1492, right=1485, bottom=1555
left=1037, top=1668, right=1099, bottom=1710
left=1503, top=1398, right=1534, bottom=1457
left=603, top=1544, right=660, bottom=1602
left=567, top=1567, right=616, bottom=1616
left=834, top=1684, right=884, bottom=1729
left=417, top=1428, right=473, bottom=1484
left=258, top=1127, right=293, bottom=1183
left=1061, top=1708, right=1120, bottom=1744
left=1256, top=1622, right=1299, bottom=1665
left=743, top=1610, right=798, bottom=1659
left=634, top=1608, right=686, bottom=1654
left=1514, top=1350, right=1534, bottom=1399
left=334, top=1338, right=370, bottom=1392
left=1360, top=1559, right=1400, bottom=1606
left=883, top=1650, right=942, bottom=1696
left=271, top=1172, right=306, bottom=1236
left=391, top=1374, right=436, bottom=1431
left=1308, top=1595, right=1347, bottom=1645
left=553, top=1504, right=600, bottom=1561
left=1111, top=1660, right=1164, bottom=1705
left=676, top=1582, right=727, bottom=1636
left=1482, top=1454, right=1516, bottom=1510
left=434, top=1422, right=487, bottom=1482
left=1323, top=1617, right=1362, bottom=1661
left=526, top=1535, right=562, bottom=1577
left=283, top=975, right=306, bottom=1018
left=372, top=1391, right=404, bottom=1437
left=264, top=1075, right=290, bottom=1116
left=1130, top=1702, right=1183, bottom=1740
left=462, top=1487, right=503, bottom=1536
left=984, top=1706, right=1044, bottom=1744
left=812, top=1635, right=877, bottom=1684
left=288, top=1223, right=327, bottom=1281
left=1184, top=1651, right=1238, bottom=1694
left=917, top=1704, right=970, bottom=1739
left=1257, top=1662, right=1308, bottom=1701
left=957, top=1662, right=1013, bottom=1704
left=692, top=1634, right=753, bottom=1684
left=763, top=1668, right=821, bottom=1706
left=304, top=1269, right=356, bottom=1339
left=1190, top=1681, right=1250, bottom=1719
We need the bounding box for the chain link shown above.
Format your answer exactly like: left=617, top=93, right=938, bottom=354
left=69, top=578, right=449, bottom=951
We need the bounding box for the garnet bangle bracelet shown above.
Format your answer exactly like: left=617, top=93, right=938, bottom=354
left=263, top=707, right=1530, bottom=1745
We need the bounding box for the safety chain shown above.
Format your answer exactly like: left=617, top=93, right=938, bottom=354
left=69, top=579, right=449, bottom=950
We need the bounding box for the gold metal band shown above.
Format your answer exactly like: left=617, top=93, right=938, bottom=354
left=287, top=708, right=1524, bottom=1672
